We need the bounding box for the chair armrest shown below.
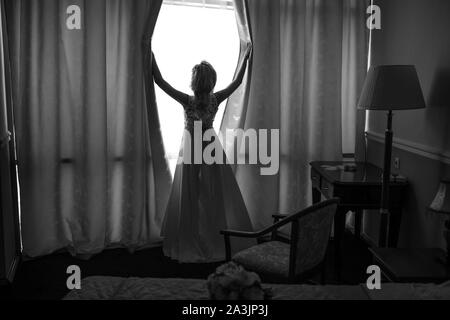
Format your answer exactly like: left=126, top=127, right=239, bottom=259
left=272, top=214, right=288, bottom=223
left=221, top=213, right=300, bottom=240
left=220, top=230, right=260, bottom=238
left=220, top=222, right=291, bottom=261
left=271, top=214, right=288, bottom=240
left=224, top=198, right=340, bottom=239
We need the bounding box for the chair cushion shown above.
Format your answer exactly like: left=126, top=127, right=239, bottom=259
left=232, top=241, right=290, bottom=279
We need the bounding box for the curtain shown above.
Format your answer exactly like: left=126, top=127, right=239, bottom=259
left=220, top=0, right=252, bottom=144
left=222, top=0, right=369, bottom=229
left=5, top=0, right=172, bottom=258
left=164, top=0, right=234, bottom=9
left=0, top=0, right=20, bottom=281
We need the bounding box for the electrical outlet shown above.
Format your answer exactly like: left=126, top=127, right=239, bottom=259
left=394, top=157, right=400, bottom=170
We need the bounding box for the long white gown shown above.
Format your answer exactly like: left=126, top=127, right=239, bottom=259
left=161, top=94, right=255, bottom=263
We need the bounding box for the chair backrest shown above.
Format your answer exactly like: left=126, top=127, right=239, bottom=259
left=291, top=199, right=338, bottom=276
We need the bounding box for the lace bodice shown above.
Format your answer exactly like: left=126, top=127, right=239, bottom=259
left=183, top=95, right=219, bottom=131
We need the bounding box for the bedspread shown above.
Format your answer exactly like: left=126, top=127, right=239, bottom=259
left=64, top=276, right=450, bottom=300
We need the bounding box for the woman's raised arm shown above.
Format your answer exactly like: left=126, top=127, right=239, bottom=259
left=215, top=44, right=252, bottom=105
left=151, top=52, right=189, bottom=106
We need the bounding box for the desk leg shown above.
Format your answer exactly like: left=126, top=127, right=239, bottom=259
left=312, top=187, right=321, bottom=204
left=354, top=209, right=363, bottom=240
left=388, top=207, right=402, bottom=248
left=334, top=207, right=347, bottom=282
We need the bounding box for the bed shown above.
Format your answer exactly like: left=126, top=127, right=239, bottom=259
left=64, top=276, right=450, bottom=300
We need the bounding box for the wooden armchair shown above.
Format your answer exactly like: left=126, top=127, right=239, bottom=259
left=220, top=198, right=339, bottom=283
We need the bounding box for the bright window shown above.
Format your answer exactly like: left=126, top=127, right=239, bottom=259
left=153, top=0, right=239, bottom=175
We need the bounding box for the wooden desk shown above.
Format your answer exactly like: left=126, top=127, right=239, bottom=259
left=310, top=161, right=408, bottom=279
left=370, top=248, right=450, bottom=283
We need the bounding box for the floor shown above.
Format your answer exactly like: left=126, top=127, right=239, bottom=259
left=4, top=230, right=373, bottom=300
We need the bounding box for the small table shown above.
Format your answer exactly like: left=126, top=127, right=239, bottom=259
left=310, top=161, right=408, bottom=279
left=369, top=248, right=450, bottom=283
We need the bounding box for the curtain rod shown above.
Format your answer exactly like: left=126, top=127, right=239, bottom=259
left=163, top=0, right=234, bottom=11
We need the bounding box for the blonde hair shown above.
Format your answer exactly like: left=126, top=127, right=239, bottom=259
left=191, top=61, right=217, bottom=100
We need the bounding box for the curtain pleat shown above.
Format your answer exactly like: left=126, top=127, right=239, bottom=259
left=342, top=0, right=369, bottom=157
left=0, top=0, right=21, bottom=273
left=222, top=0, right=369, bottom=230
left=220, top=0, right=252, bottom=143
left=5, top=0, right=171, bottom=258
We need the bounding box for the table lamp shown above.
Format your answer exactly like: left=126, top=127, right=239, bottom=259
left=358, top=65, right=426, bottom=247
left=428, top=179, right=450, bottom=265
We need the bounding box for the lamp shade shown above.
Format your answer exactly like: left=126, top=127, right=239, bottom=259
left=429, top=180, right=450, bottom=215
left=358, top=65, right=426, bottom=110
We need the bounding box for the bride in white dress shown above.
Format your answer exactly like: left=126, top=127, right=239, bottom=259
left=151, top=47, right=254, bottom=263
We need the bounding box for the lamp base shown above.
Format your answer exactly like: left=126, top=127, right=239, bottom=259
left=378, top=111, right=394, bottom=248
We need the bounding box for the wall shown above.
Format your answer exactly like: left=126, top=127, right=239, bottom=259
left=364, top=0, right=450, bottom=248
